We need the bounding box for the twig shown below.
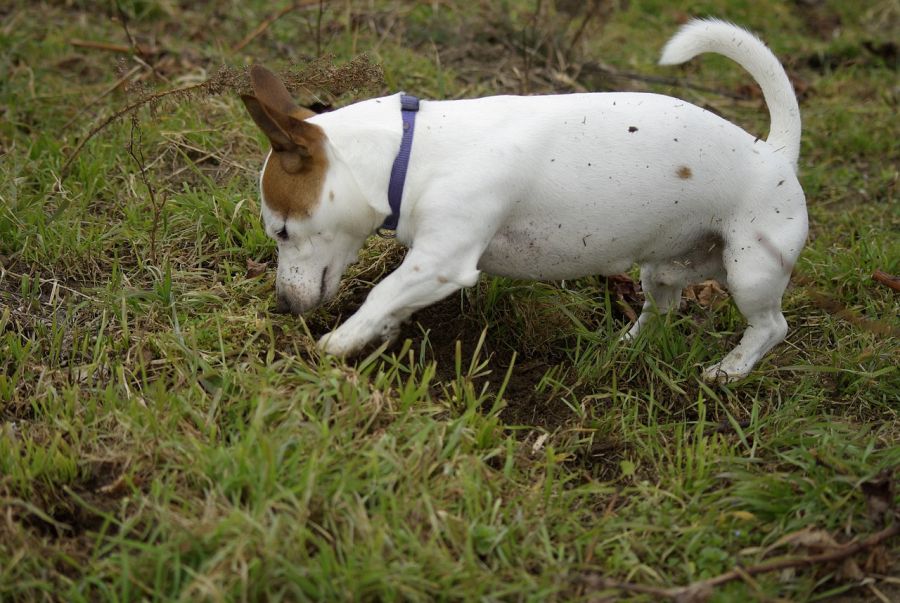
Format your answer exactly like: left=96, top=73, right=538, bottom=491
left=315, top=0, right=326, bottom=57
left=57, top=79, right=206, bottom=184
left=701, top=521, right=899, bottom=588
left=115, top=1, right=163, bottom=80
left=231, top=1, right=320, bottom=54
left=587, top=520, right=900, bottom=601
left=53, top=56, right=380, bottom=225
left=56, top=56, right=382, bottom=192
left=580, top=62, right=752, bottom=100
left=806, top=291, right=900, bottom=337
left=566, top=0, right=600, bottom=59
left=127, top=115, right=166, bottom=265
left=873, top=269, right=900, bottom=292
left=800, top=280, right=900, bottom=338
left=868, top=583, right=892, bottom=603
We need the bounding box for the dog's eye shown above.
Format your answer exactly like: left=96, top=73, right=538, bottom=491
left=276, top=226, right=289, bottom=241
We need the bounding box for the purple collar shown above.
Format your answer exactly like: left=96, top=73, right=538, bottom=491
left=381, top=94, right=420, bottom=232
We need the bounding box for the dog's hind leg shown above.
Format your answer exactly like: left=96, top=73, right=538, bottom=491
left=702, top=234, right=794, bottom=383
left=625, top=245, right=726, bottom=340
left=624, top=264, right=684, bottom=340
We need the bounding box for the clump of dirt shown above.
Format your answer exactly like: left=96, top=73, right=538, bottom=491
left=10, top=459, right=131, bottom=541
left=395, top=292, right=581, bottom=429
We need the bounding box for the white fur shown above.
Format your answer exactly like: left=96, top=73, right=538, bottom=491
left=263, top=19, right=808, bottom=382
left=659, top=18, right=801, bottom=170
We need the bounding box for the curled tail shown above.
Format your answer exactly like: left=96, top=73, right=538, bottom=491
left=659, top=18, right=801, bottom=171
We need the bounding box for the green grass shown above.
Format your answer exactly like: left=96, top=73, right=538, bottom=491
left=1, top=1, right=897, bottom=601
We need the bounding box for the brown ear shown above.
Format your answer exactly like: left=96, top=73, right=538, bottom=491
left=247, top=65, right=318, bottom=150
left=241, top=94, right=297, bottom=152
left=249, top=65, right=313, bottom=119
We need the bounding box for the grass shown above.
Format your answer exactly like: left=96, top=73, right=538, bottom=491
left=1, top=0, right=898, bottom=601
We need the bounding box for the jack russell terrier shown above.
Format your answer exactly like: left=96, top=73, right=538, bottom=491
left=241, top=18, right=807, bottom=383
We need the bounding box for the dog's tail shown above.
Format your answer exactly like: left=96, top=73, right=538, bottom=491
left=659, top=18, right=801, bottom=171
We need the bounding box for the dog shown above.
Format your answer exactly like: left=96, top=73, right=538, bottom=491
left=241, top=18, right=807, bottom=383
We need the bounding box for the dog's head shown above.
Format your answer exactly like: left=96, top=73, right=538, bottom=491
left=242, top=65, right=374, bottom=315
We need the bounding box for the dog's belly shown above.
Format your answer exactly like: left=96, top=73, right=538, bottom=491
left=476, top=167, right=734, bottom=281
left=478, top=226, right=635, bottom=279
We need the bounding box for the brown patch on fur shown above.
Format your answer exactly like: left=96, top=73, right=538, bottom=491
left=437, top=276, right=448, bottom=284
left=262, top=130, right=328, bottom=218
left=677, top=165, right=693, bottom=179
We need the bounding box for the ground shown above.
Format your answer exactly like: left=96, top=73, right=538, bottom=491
left=0, top=1, right=898, bottom=601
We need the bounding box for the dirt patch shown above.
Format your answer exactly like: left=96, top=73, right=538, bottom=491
left=300, top=261, right=578, bottom=430
left=13, top=459, right=130, bottom=541
left=393, top=293, right=576, bottom=429
left=292, top=245, right=644, bottom=432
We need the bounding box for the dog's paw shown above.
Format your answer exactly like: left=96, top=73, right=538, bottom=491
left=701, top=362, right=749, bottom=384
left=620, top=326, right=639, bottom=342
left=317, top=314, right=403, bottom=358
left=317, top=328, right=363, bottom=358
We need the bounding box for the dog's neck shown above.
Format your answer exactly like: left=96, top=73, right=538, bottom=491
left=310, top=94, right=406, bottom=232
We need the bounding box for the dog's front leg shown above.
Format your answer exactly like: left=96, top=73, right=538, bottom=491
left=318, top=245, right=481, bottom=357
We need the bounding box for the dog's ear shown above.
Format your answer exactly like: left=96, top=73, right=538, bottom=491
left=248, top=65, right=314, bottom=121
left=241, top=94, right=297, bottom=152
left=244, top=65, right=319, bottom=159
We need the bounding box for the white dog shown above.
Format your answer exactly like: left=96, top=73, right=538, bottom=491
left=241, top=19, right=807, bottom=382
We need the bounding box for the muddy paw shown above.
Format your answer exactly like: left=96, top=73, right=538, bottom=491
left=701, top=363, right=748, bottom=384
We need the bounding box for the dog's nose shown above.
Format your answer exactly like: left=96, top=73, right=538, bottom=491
left=273, top=292, right=292, bottom=314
